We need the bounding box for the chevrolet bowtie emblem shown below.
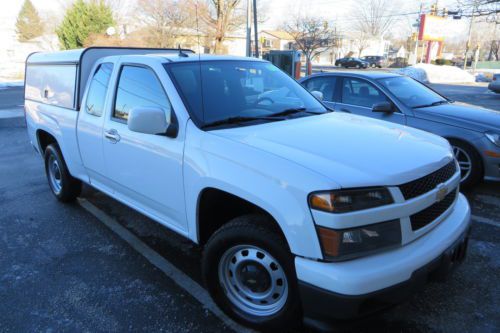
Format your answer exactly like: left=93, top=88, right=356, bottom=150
left=436, top=184, right=448, bottom=202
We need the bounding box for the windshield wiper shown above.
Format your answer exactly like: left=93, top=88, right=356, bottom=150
left=201, top=116, right=285, bottom=129
left=268, top=108, right=325, bottom=117
left=412, top=100, right=449, bottom=108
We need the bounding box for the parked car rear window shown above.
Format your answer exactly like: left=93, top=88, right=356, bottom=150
left=85, top=63, right=113, bottom=117
left=341, top=78, right=388, bottom=108
left=303, top=77, right=337, bottom=102
left=377, top=76, right=446, bottom=108
left=114, top=65, right=172, bottom=121
left=167, top=61, right=327, bottom=127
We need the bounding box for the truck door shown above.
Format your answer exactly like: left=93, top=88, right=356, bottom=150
left=101, top=63, right=187, bottom=232
left=77, top=62, right=114, bottom=189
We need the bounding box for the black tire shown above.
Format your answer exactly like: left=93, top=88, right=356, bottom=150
left=202, top=215, right=301, bottom=332
left=448, top=139, right=483, bottom=190
left=44, top=143, right=82, bottom=202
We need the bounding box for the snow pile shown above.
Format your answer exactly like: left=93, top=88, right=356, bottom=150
left=0, top=81, right=24, bottom=90
left=395, top=63, right=475, bottom=84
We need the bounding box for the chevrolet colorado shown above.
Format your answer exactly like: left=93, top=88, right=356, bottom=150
left=25, top=47, right=471, bottom=331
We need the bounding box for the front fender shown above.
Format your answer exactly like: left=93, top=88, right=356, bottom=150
left=183, top=121, right=337, bottom=259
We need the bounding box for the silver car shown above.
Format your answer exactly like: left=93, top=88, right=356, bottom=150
left=300, top=72, right=500, bottom=188
left=488, top=73, right=500, bottom=93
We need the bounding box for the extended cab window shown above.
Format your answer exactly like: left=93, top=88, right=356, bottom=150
left=114, top=65, right=171, bottom=121
left=341, top=78, right=388, bottom=108
left=85, top=63, right=113, bottom=117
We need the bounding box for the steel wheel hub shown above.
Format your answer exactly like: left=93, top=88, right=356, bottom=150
left=218, top=245, right=288, bottom=317
left=48, top=155, right=62, bottom=194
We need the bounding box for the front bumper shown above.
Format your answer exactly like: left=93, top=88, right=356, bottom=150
left=299, top=228, right=469, bottom=326
left=295, top=193, right=471, bottom=324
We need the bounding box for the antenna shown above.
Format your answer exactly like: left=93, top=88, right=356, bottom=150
left=178, top=44, right=189, bottom=57
left=195, top=1, right=205, bottom=122
left=194, top=2, right=202, bottom=56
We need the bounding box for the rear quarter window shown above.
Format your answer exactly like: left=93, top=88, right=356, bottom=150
left=25, top=64, right=77, bottom=109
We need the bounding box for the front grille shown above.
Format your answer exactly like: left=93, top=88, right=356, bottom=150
left=399, top=160, right=457, bottom=200
left=410, top=189, right=457, bottom=231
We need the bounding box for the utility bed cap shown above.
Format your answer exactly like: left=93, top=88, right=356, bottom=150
left=26, top=47, right=193, bottom=109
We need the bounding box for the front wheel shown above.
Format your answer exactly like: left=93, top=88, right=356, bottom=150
left=44, top=144, right=82, bottom=202
left=449, top=139, right=482, bottom=189
left=202, top=215, right=301, bottom=331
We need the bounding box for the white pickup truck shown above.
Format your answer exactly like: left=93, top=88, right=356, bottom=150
left=25, top=47, right=471, bottom=331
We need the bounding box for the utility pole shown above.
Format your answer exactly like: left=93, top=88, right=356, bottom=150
left=414, top=1, right=424, bottom=65
left=246, top=0, right=251, bottom=57
left=253, top=0, right=259, bottom=58
left=463, top=5, right=476, bottom=70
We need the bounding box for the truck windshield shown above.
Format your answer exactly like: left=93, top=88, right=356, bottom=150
left=166, top=61, right=327, bottom=129
left=377, top=76, right=448, bottom=108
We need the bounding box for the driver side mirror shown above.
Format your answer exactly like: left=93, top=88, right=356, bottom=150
left=372, top=101, right=393, bottom=113
left=128, top=107, right=177, bottom=137
left=311, top=90, right=324, bottom=101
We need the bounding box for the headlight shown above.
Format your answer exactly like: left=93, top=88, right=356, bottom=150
left=316, top=220, right=401, bottom=261
left=309, top=187, right=393, bottom=213
left=485, top=131, right=500, bottom=147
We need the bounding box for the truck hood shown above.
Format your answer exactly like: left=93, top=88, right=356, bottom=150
left=211, top=112, right=454, bottom=188
left=413, top=102, right=500, bottom=132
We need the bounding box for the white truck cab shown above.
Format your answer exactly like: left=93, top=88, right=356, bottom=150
left=25, top=47, right=471, bottom=331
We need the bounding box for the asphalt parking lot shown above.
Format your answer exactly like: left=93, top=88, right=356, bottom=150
left=0, top=85, right=499, bottom=332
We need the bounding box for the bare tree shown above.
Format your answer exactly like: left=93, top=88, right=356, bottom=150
left=351, top=0, right=397, bottom=38
left=353, top=32, right=371, bottom=57
left=198, top=0, right=246, bottom=54
left=137, top=0, right=194, bottom=48
left=283, top=16, right=336, bottom=75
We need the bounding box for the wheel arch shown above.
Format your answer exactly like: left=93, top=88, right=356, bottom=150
left=196, top=187, right=291, bottom=251
left=36, top=129, right=59, bottom=154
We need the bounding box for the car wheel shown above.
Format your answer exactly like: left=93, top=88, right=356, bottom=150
left=44, top=143, right=82, bottom=202
left=202, top=215, right=301, bottom=331
left=448, top=139, right=482, bottom=189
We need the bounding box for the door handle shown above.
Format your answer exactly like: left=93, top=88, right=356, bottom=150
left=104, top=129, right=121, bottom=143
left=340, top=108, right=351, bottom=113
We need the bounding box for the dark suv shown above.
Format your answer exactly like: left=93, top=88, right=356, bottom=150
left=334, top=57, right=368, bottom=69
left=361, top=55, right=387, bottom=68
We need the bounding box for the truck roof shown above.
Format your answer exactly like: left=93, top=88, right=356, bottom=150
left=143, top=53, right=267, bottom=63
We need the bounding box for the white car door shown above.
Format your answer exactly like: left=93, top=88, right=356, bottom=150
left=77, top=61, right=115, bottom=190
left=101, top=62, right=187, bottom=234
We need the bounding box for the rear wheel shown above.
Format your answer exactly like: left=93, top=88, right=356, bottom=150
left=44, top=144, right=82, bottom=202
left=448, top=139, right=482, bottom=189
left=202, top=215, right=301, bottom=331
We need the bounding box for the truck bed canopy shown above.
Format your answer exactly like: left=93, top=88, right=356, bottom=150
left=26, top=47, right=194, bottom=110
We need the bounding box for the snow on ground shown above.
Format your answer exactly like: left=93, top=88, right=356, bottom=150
left=395, top=63, right=475, bottom=84
left=0, top=81, right=23, bottom=90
